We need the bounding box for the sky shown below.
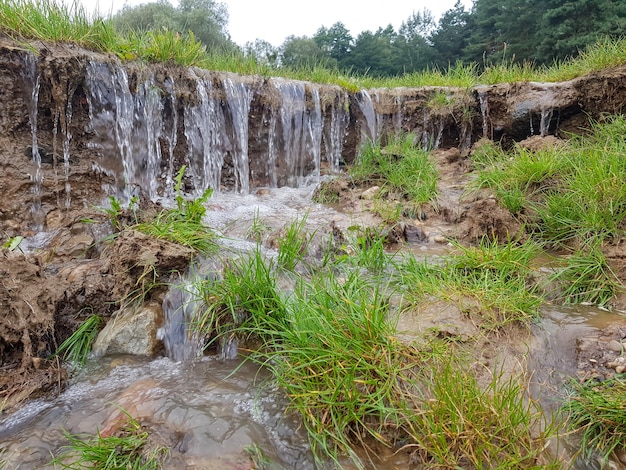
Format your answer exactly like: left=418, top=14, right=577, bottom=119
left=80, top=0, right=473, bottom=47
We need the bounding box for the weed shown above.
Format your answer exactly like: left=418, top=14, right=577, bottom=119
left=276, top=213, right=314, bottom=271
left=561, top=375, right=626, bottom=466
left=50, top=410, right=168, bottom=469
left=52, top=313, right=103, bottom=369
left=245, top=209, right=272, bottom=244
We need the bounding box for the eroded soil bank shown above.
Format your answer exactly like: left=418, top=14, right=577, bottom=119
left=0, top=37, right=625, bottom=456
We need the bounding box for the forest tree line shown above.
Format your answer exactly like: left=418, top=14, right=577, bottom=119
left=112, top=0, right=626, bottom=77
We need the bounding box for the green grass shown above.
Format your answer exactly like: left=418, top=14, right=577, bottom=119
left=397, top=237, right=544, bottom=331
left=50, top=410, right=167, bottom=469
left=350, top=134, right=438, bottom=216
left=53, top=313, right=103, bottom=369
left=276, top=213, right=313, bottom=271
left=562, top=375, right=626, bottom=466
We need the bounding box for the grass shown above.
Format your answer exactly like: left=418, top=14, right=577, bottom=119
left=396, top=237, right=544, bottom=331
left=561, top=375, right=626, bottom=466
left=276, top=213, right=314, bottom=271
left=350, top=134, right=438, bottom=217
left=188, top=244, right=556, bottom=468
left=50, top=410, right=168, bottom=469
left=53, top=313, right=103, bottom=369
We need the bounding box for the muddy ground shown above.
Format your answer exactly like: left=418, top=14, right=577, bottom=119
left=1, top=38, right=626, bottom=419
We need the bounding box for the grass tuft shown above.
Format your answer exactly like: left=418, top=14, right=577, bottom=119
left=53, top=313, right=103, bottom=369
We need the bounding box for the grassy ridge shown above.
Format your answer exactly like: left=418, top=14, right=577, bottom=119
left=2, top=0, right=626, bottom=89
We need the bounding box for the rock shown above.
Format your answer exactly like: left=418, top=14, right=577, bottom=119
left=360, top=186, right=380, bottom=200
left=404, top=224, right=427, bottom=243
left=92, top=301, right=164, bottom=356
left=433, top=235, right=447, bottom=243
left=53, top=231, right=94, bottom=258
left=608, top=339, right=625, bottom=352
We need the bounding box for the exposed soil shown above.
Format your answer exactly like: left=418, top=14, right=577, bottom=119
left=1, top=36, right=625, bottom=421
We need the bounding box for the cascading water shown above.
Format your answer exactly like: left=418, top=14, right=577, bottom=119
left=162, top=77, right=178, bottom=197
left=183, top=74, right=225, bottom=195
left=223, top=76, right=252, bottom=194
left=85, top=61, right=136, bottom=200
left=22, top=54, right=43, bottom=226
left=323, top=92, right=349, bottom=172
left=478, top=90, right=490, bottom=138
left=540, top=108, right=554, bottom=136
left=354, top=90, right=378, bottom=146
left=134, top=76, right=164, bottom=200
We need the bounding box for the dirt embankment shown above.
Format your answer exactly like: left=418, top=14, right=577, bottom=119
left=1, top=37, right=626, bottom=410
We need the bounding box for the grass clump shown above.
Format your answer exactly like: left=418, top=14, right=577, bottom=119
left=403, top=356, right=558, bottom=468
left=53, top=313, right=103, bottom=369
left=561, top=375, right=626, bottom=466
left=275, top=213, right=314, bottom=271
left=132, top=167, right=218, bottom=254
left=350, top=134, right=438, bottom=216
left=397, top=237, right=544, bottom=330
left=50, top=411, right=167, bottom=469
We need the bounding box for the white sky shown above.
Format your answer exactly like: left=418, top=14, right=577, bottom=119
left=79, top=0, right=474, bottom=47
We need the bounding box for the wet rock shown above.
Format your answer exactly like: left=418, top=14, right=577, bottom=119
left=53, top=231, right=94, bottom=258
left=404, top=223, right=427, bottom=243
left=92, top=301, right=164, bottom=357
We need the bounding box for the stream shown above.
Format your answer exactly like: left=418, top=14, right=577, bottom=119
left=1, top=184, right=625, bottom=469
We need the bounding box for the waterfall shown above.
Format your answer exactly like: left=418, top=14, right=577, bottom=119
left=323, top=92, right=349, bottom=172
left=478, top=91, right=490, bottom=139
left=355, top=90, right=378, bottom=146
left=183, top=74, right=225, bottom=195
left=22, top=54, right=43, bottom=225
left=134, top=76, right=164, bottom=200
left=223, top=76, right=252, bottom=194
left=540, top=108, right=553, bottom=136
left=162, top=77, right=178, bottom=197
left=304, top=86, right=323, bottom=185
left=85, top=61, right=136, bottom=200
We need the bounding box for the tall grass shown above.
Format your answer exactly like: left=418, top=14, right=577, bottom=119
left=562, top=375, right=626, bottom=466
left=3, top=1, right=626, bottom=88
left=53, top=313, right=103, bottom=369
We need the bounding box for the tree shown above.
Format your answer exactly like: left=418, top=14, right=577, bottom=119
left=112, top=0, right=236, bottom=52
left=280, top=36, right=328, bottom=68
left=429, top=1, right=473, bottom=70
left=396, top=9, right=436, bottom=72
left=244, top=39, right=279, bottom=66
left=537, top=0, right=626, bottom=63
left=313, top=22, right=353, bottom=67
left=348, top=26, right=400, bottom=77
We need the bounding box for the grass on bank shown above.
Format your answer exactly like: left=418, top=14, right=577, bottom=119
left=52, top=313, right=103, bottom=369
left=561, top=375, right=626, bottom=466
left=469, top=116, right=626, bottom=305
left=2, top=0, right=626, bottom=89
left=349, top=134, right=439, bottom=218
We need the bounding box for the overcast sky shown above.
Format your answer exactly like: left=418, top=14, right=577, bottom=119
left=80, top=0, right=473, bottom=47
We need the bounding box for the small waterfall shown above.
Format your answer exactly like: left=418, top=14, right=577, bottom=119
left=271, top=78, right=324, bottom=187
left=162, top=77, right=178, bottom=197
left=85, top=61, right=136, bottom=200
left=160, top=279, right=205, bottom=362
left=540, top=108, right=554, bottom=136
left=22, top=54, right=43, bottom=225
left=323, top=92, right=349, bottom=172
left=478, top=91, right=490, bottom=138
left=223, top=77, right=252, bottom=193
left=355, top=90, right=378, bottom=146
left=304, top=86, right=323, bottom=184
left=183, top=75, right=225, bottom=195
left=134, top=76, right=163, bottom=200
left=61, top=93, right=74, bottom=209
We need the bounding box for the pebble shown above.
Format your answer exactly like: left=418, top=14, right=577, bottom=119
left=608, top=339, right=625, bottom=352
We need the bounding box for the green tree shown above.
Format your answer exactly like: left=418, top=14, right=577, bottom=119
left=313, top=22, right=353, bottom=67
left=396, top=9, right=436, bottom=72
left=348, top=25, right=400, bottom=76
left=429, top=1, right=473, bottom=69
left=537, top=0, right=626, bottom=62
left=280, top=35, right=328, bottom=68
left=244, top=39, right=279, bottom=66
left=112, top=0, right=236, bottom=52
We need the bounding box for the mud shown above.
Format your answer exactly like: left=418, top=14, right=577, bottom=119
left=1, top=36, right=626, bottom=417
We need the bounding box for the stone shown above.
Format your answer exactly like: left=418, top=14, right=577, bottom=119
left=92, top=301, right=164, bottom=356
left=360, top=185, right=380, bottom=200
